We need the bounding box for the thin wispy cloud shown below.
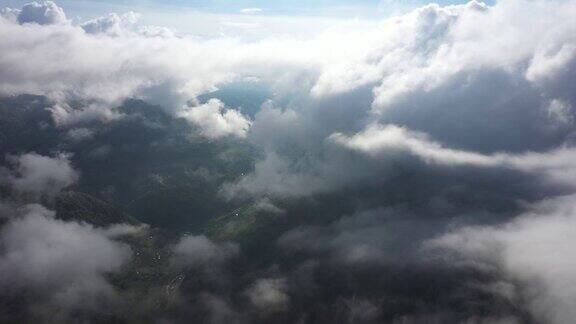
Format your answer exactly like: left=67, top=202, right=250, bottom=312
left=240, top=7, right=263, bottom=14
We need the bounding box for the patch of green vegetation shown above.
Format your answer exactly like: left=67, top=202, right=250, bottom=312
left=55, top=191, right=139, bottom=227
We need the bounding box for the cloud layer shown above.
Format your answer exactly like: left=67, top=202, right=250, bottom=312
left=1, top=0, right=576, bottom=322
left=0, top=204, right=132, bottom=322
left=431, top=195, right=576, bottom=324
left=1, top=152, right=79, bottom=201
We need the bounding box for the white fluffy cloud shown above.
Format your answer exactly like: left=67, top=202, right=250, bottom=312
left=330, top=124, right=498, bottom=167
left=225, top=0, right=576, bottom=198
left=331, top=123, right=576, bottom=191
left=0, top=204, right=133, bottom=314
left=430, top=195, right=576, bottom=324
left=0, top=7, right=20, bottom=22
left=2, top=152, right=79, bottom=200
left=50, top=102, right=123, bottom=127
left=1, top=0, right=576, bottom=199
left=178, top=99, right=251, bottom=139
left=0, top=3, right=323, bottom=117
left=17, top=1, right=67, bottom=25
left=81, top=11, right=140, bottom=36
left=1, top=0, right=574, bottom=113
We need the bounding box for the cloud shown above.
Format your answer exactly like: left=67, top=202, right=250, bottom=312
left=245, top=278, right=290, bottom=312
left=198, top=293, right=242, bottom=324
left=240, top=8, right=263, bottom=14
left=0, top=7, right=20, bottom=23
left=430, top=194, right=576, bottom=324
left=2, top=152, right=79, bottom=201
left=279, top=210, right=396, bottom=265
left=65, top=127, right=95, bottom=142
left=226, top=118, right=576, bottom=198
left=0, top=1, right=373, bottom=124
left=0, top=4, right=321, bottom=117
left=50, top=102, right=122, bottom=127
left=178, top=99, right=251, bottom=139
left=330, top=124, right=498, bottom=167
left=79, top=11, right=173, bottom=38
left=17, top=1, right=67, bottom=25
left=330, top=123, right=576, bottom=188
left=224, top=0, right=576, bottom=198
left=278, top=207, right=454, bottom=269
left=137, top=25, right=175, bottom=38
left=1, top=0, right=576, bottom=321
left=0, top=200, right=18, bottom=220
left=81, top=11, right=140, bottom=36
left=0, top=204, right=133, bottom=320
left=171, top=234, right=239, bottom=268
